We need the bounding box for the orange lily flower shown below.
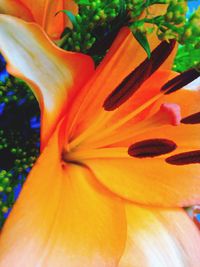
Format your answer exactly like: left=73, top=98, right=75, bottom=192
left=0, top=0, right=77, bottom=39
left=0, top=14, right=200, bottom=267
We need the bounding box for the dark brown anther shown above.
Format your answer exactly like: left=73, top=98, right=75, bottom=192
left=104, top=40, right=176, bottom=111
left=166, top=150, right=200, bottom=165
left=128, top=138, right=177, bottom=158
left=161, top=68, right=200, bottom=94
left=181, top=112, right=200, bottom=124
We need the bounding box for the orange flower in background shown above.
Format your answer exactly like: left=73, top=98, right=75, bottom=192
left=0, top=0, right=77, bottom=39
left=0, top=14, right=200, bottom=267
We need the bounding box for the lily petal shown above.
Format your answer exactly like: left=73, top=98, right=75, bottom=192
left=19, top=0, right=78, bottom=39
left=0, top=0, right=33, bottom=21
left=0, top=15, right=94, bottom=148
left=83, top=152, right=200, bottom=207
left=162, top=87, right=200, bottom=117
left=119, top=205, right=200, bottom=267
left=0, top=119, right=126, bottom=267
left=0, top=0, right=77, bottom=39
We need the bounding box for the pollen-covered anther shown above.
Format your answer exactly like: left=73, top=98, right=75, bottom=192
left=161, top=67, right=200, bottom=94
left=128, top=139, right=177, bottom=158
left=166, top=150, right=200, bottom=165
left=181, top=111, right=200, bottom=124
left=103, top=40, right=176, bottom=111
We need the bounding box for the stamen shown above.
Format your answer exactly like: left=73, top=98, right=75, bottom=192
left=161, top=68, right=200, bottom=94
left=166, top=150, right=200, bottom=165
left=104, top=40, right=176, bottom=111
left=80, top=102, right=181, bottom=149
left=181, top=112, right=200, bottom=124
left=63, top=147, right=127, bottom=161
left=69, top=92, right=163, bottom=150
left=128, top=139, right=177, bottom=158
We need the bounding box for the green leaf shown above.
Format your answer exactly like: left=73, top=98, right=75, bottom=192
left=55, top=10, right=78, bottom=29
left=133, top=31, right=151, bottom=58
left=133, top=31, right=151, bottom=59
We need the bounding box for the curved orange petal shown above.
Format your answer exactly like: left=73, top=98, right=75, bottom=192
left=0, top=0, right=34, bottom=21
left=0, top=119, right=126, bottom=267
left=162, top=87, right=200, bottom=117
left=19, top=0, right=78, bottom=39
left=83, top=152, right=200, bottom=207
left=0, top=15, right=94, bottom=149
left=119, top=205, right=200, bottom=267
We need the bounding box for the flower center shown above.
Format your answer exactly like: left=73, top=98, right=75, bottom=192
left=62, top=103, right=181, bottom=163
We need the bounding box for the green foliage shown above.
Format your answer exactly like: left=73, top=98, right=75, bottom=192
left=0, top=77, right=39, bottom=227
left=173, top=44, right=200, bottom=72
left=58, top=0, right=125, bottom=56
left=173, top=6, right=200, bottom=72
left=59, top=0, right=195, bottom=60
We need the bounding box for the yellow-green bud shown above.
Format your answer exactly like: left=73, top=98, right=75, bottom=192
left=184, top=28, right=192, bottom=38
left=165, top=11, right=174, bottom=22
left=2, top=206, right=9, bottom=213
left=6, top=187, right=12, bottom=193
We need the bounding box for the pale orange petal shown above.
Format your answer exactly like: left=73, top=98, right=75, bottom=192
left=0, top=15, right=94, bottom=149
left=0, top=0, right=33, bottom=21
left=119, top=205, right=200, bottom=267
left=0, top=120, right=126, bottom=267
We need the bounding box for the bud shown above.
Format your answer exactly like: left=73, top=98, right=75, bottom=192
left=2, top=206, right=9, bottom=213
